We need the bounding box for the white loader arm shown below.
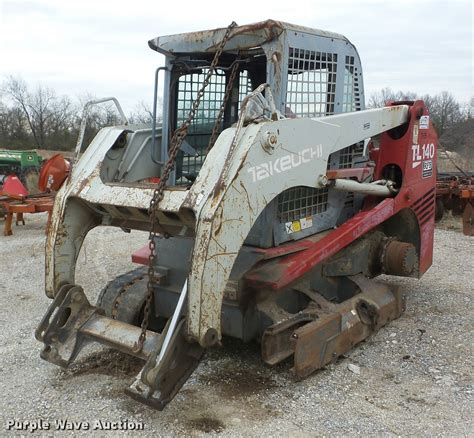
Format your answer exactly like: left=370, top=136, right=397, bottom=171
left=183, top=105, right=409, bottom=347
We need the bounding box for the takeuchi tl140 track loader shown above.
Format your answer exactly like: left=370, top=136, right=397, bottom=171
left=36, top=20, right=438, bottom=409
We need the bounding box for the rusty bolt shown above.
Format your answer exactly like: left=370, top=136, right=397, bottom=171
left=317, top=174, right=328, bottom=187
left=261, top=131, right=277, bottom=153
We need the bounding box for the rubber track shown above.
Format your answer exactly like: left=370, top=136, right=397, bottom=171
left=96, top=266, right=148, bottom=323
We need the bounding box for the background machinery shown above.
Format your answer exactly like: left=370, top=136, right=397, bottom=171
left=435, top=172, right=473, bottom=235
left=0, top=153, right=69, bottom=235
left=36, top=20, right=438, bottom=409
left=0, top=149, right=43, bottom=193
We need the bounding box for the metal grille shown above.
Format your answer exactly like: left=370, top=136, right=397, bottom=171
left=278, top=186, right=329, bottom=223
left=343, top=56, right=355, bottom=112
left=286, top=48, right=338, bottom=118
left=175, top=69, right=227, bottom=183
left=344, top=192, right=354, bottom=208
left=339, top=145, right=355, bottom=168
left=342, top=56, right=361, bottom=112
left=175, top=68, right=254, bottom=183
left=338, top=142, right=364, bottom=169
left=238, top=70, right=253, bottom=110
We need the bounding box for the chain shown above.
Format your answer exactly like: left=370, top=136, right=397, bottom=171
left=111, top=271, right=146, bottom=320
left=133, top=21, right=238, bottom=353
left=207, top=59, right=240, bottom=152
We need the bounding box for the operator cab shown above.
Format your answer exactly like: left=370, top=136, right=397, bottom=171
left=98, top=20, right=366, bottom=247
left=148, top=20, right=365, bottom=184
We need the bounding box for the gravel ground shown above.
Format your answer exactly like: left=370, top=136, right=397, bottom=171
left=0, top=213, right=472, bottom=436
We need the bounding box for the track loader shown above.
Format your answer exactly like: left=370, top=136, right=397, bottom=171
left=36, top=20, right=438, bottom=409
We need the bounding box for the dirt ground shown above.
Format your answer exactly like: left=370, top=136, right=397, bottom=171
left=0, top=213, right=472, bottom=436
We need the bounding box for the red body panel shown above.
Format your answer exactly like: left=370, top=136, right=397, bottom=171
left=372, top=101, right=438, bottom=273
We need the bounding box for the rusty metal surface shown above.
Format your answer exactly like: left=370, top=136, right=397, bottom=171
left=41, top=99, right=423, bottom=410
left=37, top=279, right=204, bottom=411
left=244, top=199, right=396, bottom=290
left=326, top=166, right=374, bottom=182
left=44, top=127, right=187, bottom=298
left=436, top=175, right=474, bottom=232
left=258, top=274, right=405, bottom=378
left=126, top=319, right=204, bottom=410
left=261, top=313, right=316, bottom=365
left=136, top=25, right=238, bottom=354
left=36, top=284, right=162, bottom=364
left=81, top=315, right=159, bottom=360
left=292, top=275, right=405, bottom=377
left=35, top=285, right=103, bottom=367
left=148, top=20, right=348, bottom=56
left=32, top=17, right=442, bottom=413
left=462, top=202, right=474, bottom=236
left=382, top=240, right=418, bottom=276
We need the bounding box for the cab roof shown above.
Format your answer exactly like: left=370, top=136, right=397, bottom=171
left=148, top=19, right=348, bottom=56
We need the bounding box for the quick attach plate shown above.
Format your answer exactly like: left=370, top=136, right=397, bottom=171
left=35, top=285, right=103, bottom=367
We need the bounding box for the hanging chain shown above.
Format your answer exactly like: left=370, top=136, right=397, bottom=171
left=133, top=21, right=237, bottom=353
left=207, top=59, right=240, bottom=152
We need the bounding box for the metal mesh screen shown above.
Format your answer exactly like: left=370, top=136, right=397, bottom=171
left=175, top=68, right=251, bottom=183
left=339, top=145, right=354, bottom=168
left=286, top=48, right=338, bottom=118
left=278, top=186, right=329, bottom=223
left=342, top=56, right=361, bottom=112
left=339, top=56, right=364, bottom=169
left=344, top=192, right=354, bottom=208
left=338, top=142, right=365, bottom=168
left=176, top=68, right=226, bottom=182
left=343, top=56, right=355, bottom=112
left=238, top=70, right=253, bottom=110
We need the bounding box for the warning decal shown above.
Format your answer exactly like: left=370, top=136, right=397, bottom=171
left=422, top=159, right=433, bottom=178
left=419, top=115, right=429, bottom=129
left=285, top=216, right=314, bottom=234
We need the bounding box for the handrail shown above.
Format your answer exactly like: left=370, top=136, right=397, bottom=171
left=71, top=97, right=128, bottom=174
left=151, top=67, right=168, bottom=165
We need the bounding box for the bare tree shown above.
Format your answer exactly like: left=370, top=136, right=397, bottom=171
left=460, top=97, right=473, bottom=120
left=423, top=91, right=463, bottom=135
left=3, top=77, right=41, bottom=147
left=368, top=89, right=467, bottom=136
left=128, top=100, right=158, bottom=125
left=368, top=88, right=417, bottom=108
left=2, top=76, right=76, bottom=149
left=0, top=99, right=30, bottom=149
left=439, top=91, right=463, bottom=129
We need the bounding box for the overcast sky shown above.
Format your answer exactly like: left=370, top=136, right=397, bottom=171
left=0, top=0, right=472, bottom=113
